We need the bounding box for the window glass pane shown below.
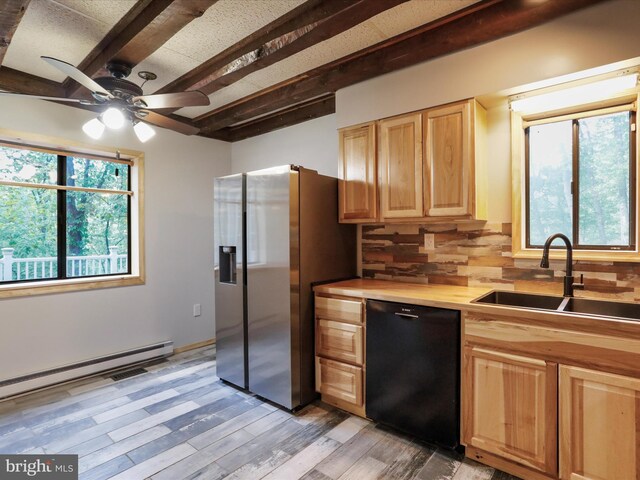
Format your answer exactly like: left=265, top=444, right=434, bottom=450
left=66, top=191, right=128, bottom=277
left=0, top=145, right=58, bottom=185
left=67, top=157, right=129, bottom=191
left=578, top=112, right=631, bottom=246
left=0, top=185, right=57, bottom=282
left=528, top=120, right=573, bottom=246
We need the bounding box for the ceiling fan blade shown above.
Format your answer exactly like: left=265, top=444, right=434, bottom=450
left=137, top=111, right=199, bottom=136
left=0, top=91, right=98, bottom=104
left=41, top=56, right=111, bottom=97
left=132, top=91, right=210, bottom=109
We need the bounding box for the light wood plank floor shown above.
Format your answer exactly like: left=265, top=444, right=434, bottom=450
left=0, top=346, right=521, bottom=480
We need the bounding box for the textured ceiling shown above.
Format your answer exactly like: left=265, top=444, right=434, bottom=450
left=178, top=0, right=478, bottom=117
left=3, top=0, right=136, bottom=82
left=1, top=0, right=587, bottom=141
left=176, top=0, right=480, bottom=118
left=3, top=0, right=478, bottom=115
left=131, top=0, right=307, bottom=93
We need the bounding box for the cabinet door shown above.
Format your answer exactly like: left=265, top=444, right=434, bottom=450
left=379, top=113, right=423, bottom=219
left=424, top=100, right=472, bottom=217
left=338, top=123, right=377, bottom=222
left=559, top=366, right=640, bottom=480
left=464, top=346, right=558, bottom=474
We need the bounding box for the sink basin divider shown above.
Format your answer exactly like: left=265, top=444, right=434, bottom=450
left=557, top=296, right=570, bottom=312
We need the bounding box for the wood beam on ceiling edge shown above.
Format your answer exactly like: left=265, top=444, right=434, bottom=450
left=64, top=0, right=219, bottom=97
left=194, top=0, right=609, bottom=137
left=205, top=94, right=336, bottom=142
left=0, top=0, right=31, bottom=65
left=0, top=67, right=64, bottom=97
left=155, top=0, right=409, bottom=97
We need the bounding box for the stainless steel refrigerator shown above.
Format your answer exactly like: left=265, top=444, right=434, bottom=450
left=214, top=165, right=356, bottom=410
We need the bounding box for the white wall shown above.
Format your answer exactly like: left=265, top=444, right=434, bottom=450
left=0, top=96, right=231, bottom=380
left=231, top=115, right=337, bottom=176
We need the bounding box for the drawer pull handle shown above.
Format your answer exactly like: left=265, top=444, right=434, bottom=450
left=394, top=312, right=419, bottom=319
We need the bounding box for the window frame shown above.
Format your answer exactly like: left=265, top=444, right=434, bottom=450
left=512, top=93, right=640, bottom=262
left=0, top=128, right=145, bottom=297
left=523, top=108, right=636, bottom=251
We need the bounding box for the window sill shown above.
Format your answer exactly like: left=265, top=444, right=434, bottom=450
left=512, top=248, right=640, bottom=263
left=0, top=274, right=145, bottom=299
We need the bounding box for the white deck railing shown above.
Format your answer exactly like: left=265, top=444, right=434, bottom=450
left=0, top=247, right=127, bottom=281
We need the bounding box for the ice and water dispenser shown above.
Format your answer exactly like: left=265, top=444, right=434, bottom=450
left=219, top=246, right=237, bottom=284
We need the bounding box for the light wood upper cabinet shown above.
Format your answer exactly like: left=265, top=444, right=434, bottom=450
left=378, top=113, right=423, bottom=219
left=338, top=99, right=487, bottom=223
left=338, top=123, right=378, bottom=223
left=559, top=366, right=640, bottom=480
left=464, top=346, right=558, bottom=475
left=424, top=99, right=487, bottom=219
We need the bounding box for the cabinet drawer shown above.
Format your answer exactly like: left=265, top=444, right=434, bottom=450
left=316, top=319, right=364, bottom=365
left=316, top=296, right=362, bottom=324
left=315, top=357, right=363, bottom=406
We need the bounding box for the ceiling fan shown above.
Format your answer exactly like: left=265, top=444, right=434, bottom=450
left=0, top=56, right=210, bottom=141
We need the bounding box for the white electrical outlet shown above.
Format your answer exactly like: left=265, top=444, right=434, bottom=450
left=193, top=304, right=201, bottom=317
left=424, top=233, right=435, bottom=250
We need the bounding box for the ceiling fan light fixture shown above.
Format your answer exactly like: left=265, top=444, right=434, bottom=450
left=82, top=117, right=105, bottom=139
left=133, top=121, right=156, bottom=143
left=101, top=107, right=126, bottom=129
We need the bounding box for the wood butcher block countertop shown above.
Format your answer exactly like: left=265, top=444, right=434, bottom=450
left=314, top=278, right=490, bottom=310
left=314, top=278, right=640, bottom=336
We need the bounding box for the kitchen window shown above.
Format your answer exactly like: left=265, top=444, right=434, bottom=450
left=512, top=94, right=640, bottom=261
left=0, top=132, right=144, bottom=296
left=526, top=107, right=636, bottom=250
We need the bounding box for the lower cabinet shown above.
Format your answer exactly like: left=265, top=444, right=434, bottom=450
left=463, top=346, right=558, bottom=475
left=315, top=357, right=363, bottom=408
left=316, top=319, right=363, bottom=365
left=464, top=312, right=640, bottom=480
left=559, top=366, right=640, bottom=480
left=314, top=294, right=366, bottom=417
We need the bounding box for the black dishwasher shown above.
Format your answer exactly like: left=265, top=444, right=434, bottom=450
left=366, top=299, right=460, bottom=449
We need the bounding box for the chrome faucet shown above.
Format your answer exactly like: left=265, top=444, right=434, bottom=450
left=540, top=233, right=584, bottom=297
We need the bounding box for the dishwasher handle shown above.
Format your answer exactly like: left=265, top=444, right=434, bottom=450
left=394, top=312, right=419, bottom=319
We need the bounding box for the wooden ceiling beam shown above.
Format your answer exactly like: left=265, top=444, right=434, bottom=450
left=0, top=0, right=31, bottom=65
left=155, top=0, right=409, bottom=97
left=203, top=94, right=335, bottom=142
left=0, top=67, right=64, bottom=97
left=64, top=0, right=219, bottom=97
left=195, top=0, right=608, bottom=136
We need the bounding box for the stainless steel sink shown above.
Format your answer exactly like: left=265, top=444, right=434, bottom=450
left=472, top=290, right=640, bottom=322
left=561, top=297, right=640, bottom=321
left=472, top=291, right=565, bottom=311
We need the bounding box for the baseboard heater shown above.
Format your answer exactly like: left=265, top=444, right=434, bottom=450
left=0, top=341, right=174, bottom=400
